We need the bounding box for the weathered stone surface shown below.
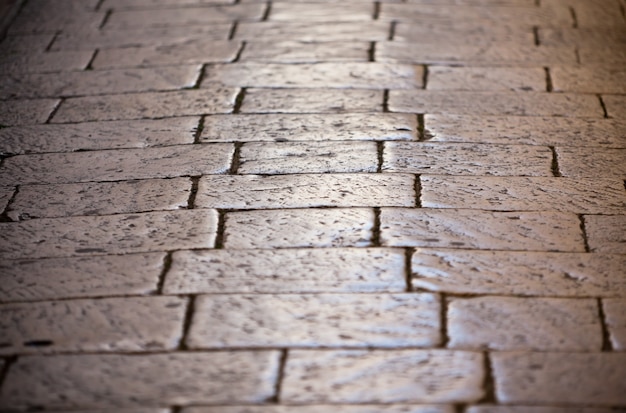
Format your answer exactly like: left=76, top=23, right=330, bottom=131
left=381, top=209, right=584, bottom=252
left=0, top=99, right=59, bottom=126
left=0, top=144, right=232, bottom=185
left=103, top=0, right=234, bottom=9
left=0, top=187, right=13, bottom=212
left=604, top=95, right=626, bottom=118
left=183, top=406, right=455, bottom=413
left=235, top=21, right=390, bottom=41
left=467, top=406, right=620, bottom=413
left=427, top=67, right=545, bottom=91
left=492, top=352, right=626, bottom=405
left=0, top=253, right=164, bottom=303
left=539, top=27, right=626, bottom=47
left=557, top=147, right=626, bottom=179
left=579, top=47, right=626, bottom=67
left=0, top=51, right=93, bottom=74
left=269, top=3, right=373, bottom=21
left=421, top=176, right=626, bottom=214
left=552, top=66, right=626, bottom=94
left=0, top=34, right=55, bottom=54
left=237, top=142, right=378, bottom=174
left=282, top=350, right=484, bottom=403
left=547, top=0, right=626, bottom=28
left=383, top=142, right=552, bottom=176
left=585, top=215, right=626, bottom=254
left=32, top=409, right=169, bottom=413
left=223, top=208, right=374, bottom=248
left=0, top=296, right=187, bottom=354
left=241, top=88, right=383, bottom=113
left=201, top=113, right=416, bottom=142
left=0, top=117, right=199, bottom=155
left=241, top=41, right=369, bottom=63
left=187, top=293, right=440, bottom=348
left=412, top=249, right=626, bottom=297
left=0, top=351, right=279, bottom=409
left=603, top=299, right=626, bottom=351
left=0, top=210, right=218, bottom=259
left=52, top=88, right=238, bottom=123
left=9, top=8, right=105, bottom=34
left=393, top=23, right=534, bottom=44
left=448, top=296, right=601, bottom=351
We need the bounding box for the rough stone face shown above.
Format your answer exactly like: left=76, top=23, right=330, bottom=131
left=579, top=47, right=626, bottom=67
left=0, top=99, right=59, bottom=126
left=603, top=299, right=626, bottom=351
left=427, top=67, right=546, bottom=91
left=584, top=215, right=626, bottom=254
left=183, top=406, right=455, bottom=413
left=0, top=51, right=93, bottom=74
left=447, top=296, right=602, bottom=351
left=491, top=352, right=626, bottom=405
left=164, top=248, right=406, bottom=294
left=467, top=406, right=620, bottom=413
left=0, top=351, right=279, bottom=409
left=269, top=3, right=373, bottom=21
left=603, top=95, right=626, bottom=118
left=393, top=23, right=534, bottom=44
left=0, top=296, right=187, bottom=354
left=0, top=34, right=56, bottom=54
left=281, top=350, right=484, bottom=403
left=539, top=27, right=626, bottom=47
left=241, top=88, right=383, bottom=113
left=103, top=0, right=235, bottom=9
left=9, top=8, right=105, bottom=34
left=223, top=208, right=374, bottom=248
left=241, top=41, right=369, bottom=63
left=551, top=66, right=626, bottom=93
left=557, top=147, right=626, bottom=179
left=380, top=208, right=584, bottom=252
left=235, top=21, right=390, bottom=41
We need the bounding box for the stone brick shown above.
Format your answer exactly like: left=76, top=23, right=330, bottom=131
left=9, top=9, right=106, bottom=34
left=381, top=209, right=584, bottom=251
left=269, top=3, right=373, bottom=21
left=539, top=28, right=626, bottom=47
left=467, top=406, right=620, bottom=413
left=382, top=142, right=552, bottom=176
left=27, top=409, right=168, bottom=413
left=282, top=350, right=484, bottom=403
left=388, top=91, right=602, bottom=117
left=223, top=208, right=374, bottom=248
left=551, top=66, right=626, bottom=93
left=51, top=88, right=238, bottom=123
left=603, top=95, right=626, bottom=118
left=448, top=296, right=602, bottom=351
left=557, top=147, right=626, bottom=179
left=0, top=210, right=218, bottom=259
left=8, top=178, right=191, bottom=220
left=200, top=113, right=416, bottom=143
left=420, top=176, right=626, bottom=214
left=585, top=215, right=626, bottom=254
left=183, top=406, right=455, bottom=413
left=546, top=0, right=626, bottom=28
left=241, top=41, right=369, bottom=63
left=0, top=296, right=187, bottom=354
left=0, top=253, right=164, bottom=303
left=0, top=144, right=232, bottom=185
left=0, top=187, right=13, bottom=212
left=0, top=51, right=93, bottom=74
left=603, top=299, right=626, bottom=351
left=164, top=248, right=406, bottom=294
left=187, top=293, right=440, bottom=348
left=0, top=117, right=199, bottom=155
left=579, top=47, right=626, bottom=67
left=241, top=88, right=383, bottom=113
left=0, top=351, right=279, bottom=409
left=0, top=34, right=55, bottom=54
left=393, top=23, right=534, bottom=44
left=403, top=0, right=535, bottom=3
left=0, top=99, right=59, bottom=126
left=491, top=352, right=626, bottom=405
left=412, top=249, right=626, bottom=297
left=103, top=0, right=234, bottom=9
left=235, top=22, right=390, bottom=42
left=427, top=67, right=545, bottom=91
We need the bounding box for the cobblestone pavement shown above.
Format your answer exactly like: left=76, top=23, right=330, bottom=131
left=0, top=0, right=625, bottom=411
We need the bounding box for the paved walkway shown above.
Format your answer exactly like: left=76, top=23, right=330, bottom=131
left=0, top=0, right=625, bottom=411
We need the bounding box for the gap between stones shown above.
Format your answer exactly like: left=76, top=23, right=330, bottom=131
left=268, top=349, right=288, bottom=403
left=0, top=185, right=19, bottom=222
left=177, top=295, right=196, bottom=351
left=578, top=214, right=591, bottom=252
left=262, top=1, right=272, bottom=22
left=480, top=352, right=497, bottom=403
left=597, top=298, right=613, bottom=351
left=155, top=252, right=173, bottom=295
left=598, top=95, right=609, bottom=118
left=549, top=146, right=561, bottom=177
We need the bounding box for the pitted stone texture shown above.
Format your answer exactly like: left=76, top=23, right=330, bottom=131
left=546, top=0, right=626, bottom=28
left=282, top=350, right=484, bottom=403
left=492, top=352, right=626, bottom=405
left=196, top=174, right=415, bottom=209
left=389, top=91, right=602, bottom=117
left=103, top=0, right=235, bottom=9
left=92, top=41, right=241, bottom=69
left=237, top=142, right=378, bottom=174
left=201, top=113, right=416, bottom=142
left=0, top=51, right=93, bottom=74
left=0, top=351, right=279, bottom=409
left=0, top=117, right=199, bottom=155
left=9, top=9, right=105, bottom=34
left=603, top=299, right=626, bottom=351
left=183, top=406, right=455, bottom=413
left=604, top=95, right=626, bottom=118
left=241, top=41, right=369, bottom=63
left=241, top=88, right=383, bottom=113
left=188, top=293, right=440, bottom=348
left=0, top=34, right=56, bottom=54
left=0, top=144, right=232, bottom=185
left=0, top=253, right=164, bottom=303
left=269, top=3, right=373, bottom=21
left=393, top=23, right=534, bottom=44
left=8, top=178, right=191, bottom=220
left=579, top=47, right=626, bottom=67
left=0, top=99, right=59, bottom=126
left=539, top=28, right=626, bottom=47
left=448, top=297, right=601, bottom=351
left=383, top=142, right=552, bottom=176
left=421, top=176, right=626, bottom=214
left=203, top=63, right=422, bottom=89
left=552, top=67, right=626, bottom=94
left=223, top=208, right=374, bottom=249
left=427, top=67, right=545, bottom=91
left=0, top=210, right=218, bottom=259
left=164, top=248, right=406, bottom=294
left=557, top=147, right=626, bottom=179
left=585, top=215, right=626, bottom=254
left=0, top=296, right=187, bottom=354
left=467, top=406, right=621, bottom=413
left=424, top=115, right=626, bottom=148
left=0, top=187, right=13, bottom=212
left=235, top=22, right=390, bottom=42
left=381, top=209, right=583, bottom=252
left=412, top=249, right=626, bottom=297
left=52, top=88, right=238, bottom=123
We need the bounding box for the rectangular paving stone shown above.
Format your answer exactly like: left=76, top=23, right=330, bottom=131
left=492, top=352, right=626, bottom=405
left=223, top=208, right=374, bottom=249
left=448, top=296, right=602, bottom=351
left=603, top=95, right=626, bottom=118
left=603, top=299, right=626, bottom=351
left=584, top=215, right=626, bottom=254
left=0, top=209, right=218, bottom=259
left=238, top=142, right=378, bottom=174
left=557, top=147, right=626, bottom=179
left=0, top=296, right=187, bottom=354
left=393, top=23, right=535, bottom=44
left=235, top=22, right=390, bottom=42
left=183, top=406, right=455, bottom=413
left=380, top=208, right=584, bottom=252
left=164, top=248, right=406, bottom=294
left=388, top=91, right=603, bottom=117
left=0, top=351, right=279, bottom=409
left=25, top=409, right=169, bottom=413
left=9, top=9, right=106, bottom=34
left=241, top=41, right=369, bottom=63
left=579, top=47, right=626, bottom=67
left=549, top=0, right=626, bottom=28
left=282, top=350, right=484, bottom=403
left=201, top=113, right=416, bottom=142
left=427, top=67, right=545, bottom=91
left=0, top=144, right=232, bottom=185
left=103, top=0, right=234, bottom=9
left=412, top=249, right=626, bottom=297
left=0, top=253, right=164, bottom=303
left=269, top=3, right=373, bottom=21
left=383, top=142, right=552, bottom=176
left=552, top=66, right=626, bottom=93
left=0, top=51, right=93, bottom=74
left=241, top=88, right=384, bottom=113
left=51, top=88, right=238, bottom=123
left=539, top=27, right=626, bottom=47
left=421, top=176, right=626, bottom=214
left=0, top=99, right=59, bottom=126
left=0, top=34, right=56, bottom=54
left=187, top=293, right=440, bottom=348
left=468, top=406, right=621, bottom=413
